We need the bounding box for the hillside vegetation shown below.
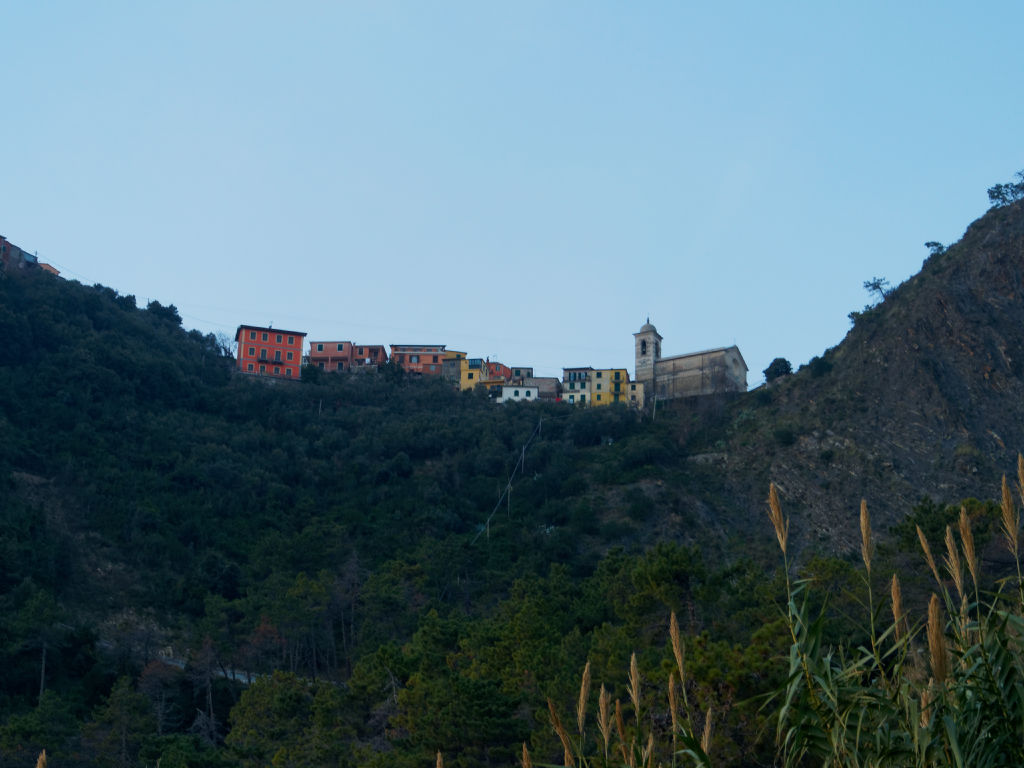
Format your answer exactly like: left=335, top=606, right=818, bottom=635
left=0, top=268, right=781, bottom=766
left=1, top=189, right=1023, bottom=766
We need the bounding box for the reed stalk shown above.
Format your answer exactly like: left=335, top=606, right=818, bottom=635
left=597, top=684, right=612, bottom=763
left=628, top=652, right=641, bottom=729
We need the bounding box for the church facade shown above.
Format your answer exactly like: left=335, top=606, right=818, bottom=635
left=633, top=320, right=747, bottom=402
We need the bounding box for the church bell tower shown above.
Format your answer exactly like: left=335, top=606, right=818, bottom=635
left=633, top=318, right=662, bottom=386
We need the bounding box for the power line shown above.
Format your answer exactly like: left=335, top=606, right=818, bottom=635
left=468, top=410, right=573, bottom=545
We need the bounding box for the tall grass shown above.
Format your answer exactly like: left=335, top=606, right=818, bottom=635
left=769, top=462, right=1024, bottom=767
left=537, top=640, right=713, bottom=767
left=531, top=461, right=1024, bottom=767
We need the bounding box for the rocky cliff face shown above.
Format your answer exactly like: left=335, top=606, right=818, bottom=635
left=720, top=200, right=1024, bottom=552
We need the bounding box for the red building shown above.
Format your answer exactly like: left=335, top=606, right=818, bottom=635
left=0, top=236, right=59, bottom=276
left=236, top=325, right=306, bottom=379
left=484, top=361, right=512, bottom=381
left=390, top=344, right=447, bottom=375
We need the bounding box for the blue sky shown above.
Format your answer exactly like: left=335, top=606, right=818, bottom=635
left=3, top=2, right=1022, bottom=381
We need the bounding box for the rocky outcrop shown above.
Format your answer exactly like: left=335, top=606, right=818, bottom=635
left=720, top=200, right=1024, bottom=552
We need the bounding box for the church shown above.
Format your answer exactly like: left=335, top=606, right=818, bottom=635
left=633, top=320, right=747, bottom=402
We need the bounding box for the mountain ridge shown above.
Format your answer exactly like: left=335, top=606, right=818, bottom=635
left=712, top=198, right=1024, bottom=552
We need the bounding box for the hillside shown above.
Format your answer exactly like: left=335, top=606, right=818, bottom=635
left=2, top=271, right=751, bottom=766
left=2, top=196, right=1024, bottom=766
left=715, top=198, right=1024, bottom=552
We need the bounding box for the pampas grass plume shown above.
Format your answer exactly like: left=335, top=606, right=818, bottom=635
left=927, top=594, right=949, bottom=683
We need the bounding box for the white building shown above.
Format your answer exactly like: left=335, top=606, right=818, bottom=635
left=497, top=384, right=540, bottom=404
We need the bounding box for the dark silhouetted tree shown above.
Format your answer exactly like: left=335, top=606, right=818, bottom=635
left=145, top=300, right=182, bottom=325
left=862, top=276, right=891, bottom=303
left=763, top=358, right=792, bottom=383
left=987, top=170, right=1024, bottom=207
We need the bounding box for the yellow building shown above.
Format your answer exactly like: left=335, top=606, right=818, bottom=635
left=456, top=357, right=485, bottom=391
left=591, top=368, right=630, bottom=406
left=563, top=367, right=641, bottom=407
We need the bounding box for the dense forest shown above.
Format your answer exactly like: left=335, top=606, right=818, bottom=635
left=0, top=244, right=1019, bottom=766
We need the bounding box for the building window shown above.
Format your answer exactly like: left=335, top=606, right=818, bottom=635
left=596, top=383, right=602, bottom=390
left=410, top=355, right=419, bottom=363
left=286, top=369, right=292, bottom=376
left=525, top=391, right=531, bottom=397
left=260, top=349, right=267, bottom=360
left=337, top=362, right=343, bottom=370
left=276, top=334, right=282, bottom=343
left=641, top=340, right=647, bottom=355
left=432, top=355, right=439, bottom=363
left=631, top=384, right=636, bottom=390
left=275, top=351, right=281, bottom=362
left=318, top=362, right=325, bottom=369
left=288, top=336, right=295, bottom=345
left=597, top=394, right=602, bottom=401
left=614, top=371, right=621, bottom=380
left=596, top=371, right=602, bottom=378
left=569, top=395, right=575, bottom=403
left=287, top=352, right=293, bottom=361
left=337, top=343, right=344, bottom=351
left=249, top=330, right=256, bottom=340
left=259, top=364, right=266, bottom=373
left=580, top=394, right=586, bottom=403
left=274, top=366, right=280, bottom=374
left=262, top=332, right=269, bottom=341
left=247, top=363, right=254, bottom=371
left=358, top=347, right=364, bottom=355
left=317, top=343, right=324, bottom=352
left=468, top=372, right=474, bottom=380
left=248, top=347, right=255, bottom=356
left=614, top=383, right=620, bottom=392
left=514, top=390, right=520, bottom=397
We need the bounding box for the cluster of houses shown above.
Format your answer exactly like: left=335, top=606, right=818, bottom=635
left=234, top=320, right=749, bottom=408
left=2, top=231, right=749, bottom=407
left=0, top=235, right=60, bottom=276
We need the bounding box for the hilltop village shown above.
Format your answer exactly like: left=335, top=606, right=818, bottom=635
left=234, top=320, right=748, bottom=407
left=1, top=233, right=747, bottom=406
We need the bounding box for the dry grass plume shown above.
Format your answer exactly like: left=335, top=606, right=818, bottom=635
left=768, top=483, right=788, bottom=555
left=860, top=499, right=873, bottom=574
left=927, top=594, right=949, bottom=683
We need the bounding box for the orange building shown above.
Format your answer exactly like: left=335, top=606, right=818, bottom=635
left=308, top=340, right=388, bottom=372
left=236, top=325, right=305, bottom=379
left=351, top=344, right=388, bottom=369
left=308, top=340, right=353, bottom=372
left=390, top=344, right=447, bottom=375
